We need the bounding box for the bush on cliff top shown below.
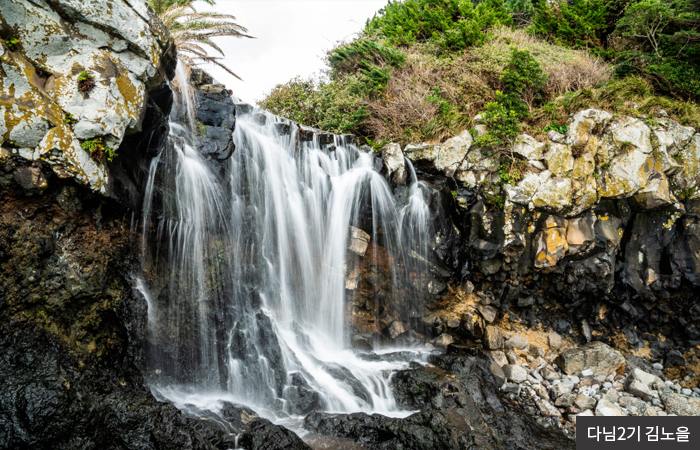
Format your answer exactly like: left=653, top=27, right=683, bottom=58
left=364, top=0, right=512, bottom=52
left=258, top=0, right=700, bottom=145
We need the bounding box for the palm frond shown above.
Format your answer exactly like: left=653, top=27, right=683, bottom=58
left=149, top=0, right=253, bottom=79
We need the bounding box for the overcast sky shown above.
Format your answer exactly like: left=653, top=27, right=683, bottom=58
left=197, top=1, right=389, bottom=105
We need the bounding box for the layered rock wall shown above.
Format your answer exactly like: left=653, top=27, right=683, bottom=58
left=374, top=109, right=700, bottom=352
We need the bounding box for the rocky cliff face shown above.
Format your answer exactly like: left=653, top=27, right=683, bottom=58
left=0, top=178, right=227, bottom=449
left=367, top=107, right=700, bottom=380
left=1, top=2, right=698, bottom=445
left=0, top=2, right=227, bottom=448
left=0, top=4, right=320, bottom=442
left=1, top=0, right=176, bottom=201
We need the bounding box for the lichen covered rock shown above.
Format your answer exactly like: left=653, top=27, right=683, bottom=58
left=0, top=0, right=176, bottom=194
left=403, top=129, right=473, bottom=177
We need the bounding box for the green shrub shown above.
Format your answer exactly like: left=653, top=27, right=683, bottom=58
left=353, top=65, right=393, bottom=98
left=614, top=0, right=700, bottom=100
left=544, top=123, right=568, bottom=134
left=257, top=77, right=320, bottom=127
left=530, top=0, right=612, bottom=57
left=81, top=137, right=115, bottom=163
left=474, top=101, right=521, bottom=147
left=4, top=37, right=20, bottom=51
left=258, top=0, right=699, bottom=149
left=328, top=40, right=405, bottom=75
left=315, top=78, right=370, bottom=134
left=475, top=48, right=546, bottom=149
left=529, top=75, right=700, bottom=133
left=77, top=71, right=93, bottom=82
left=497, top=47, right=547, bottom=113
left=365, top=0, right=512, bottom=53
left=77, top=70, right=95, bottom=95
left=484, top=192, right=505, bottom=210
left=258, top=74, right=370, bottom=135
left=63, top=112, right=77, bottom=125
left=498, top=160, right=525, bottom=185
left=196, top=120, right=207, bottom=137
left=504, top=0, right=536, bottom=24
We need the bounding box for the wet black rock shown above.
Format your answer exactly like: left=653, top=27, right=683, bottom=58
left=425, top=353, right=574, bottom=450
left=198, top=125, right=235, bottom=160
left=255, top=311, right=288, bottom=396
left=304, top=409, right=482, bottom=450
left=192, top=77, right=237, bottom=161
left=665, top=349, right=688, bottom=367
left=108, top=82, right=172, bottom=210
left=306, top=352, right=573, bottom=450
left=196, top=96, right=235, bottom=129
left=275, top=122, right=292, bottom=135
left=391, top=362, right=457, bottom=410
left=235, top=102, right=254, bottom=116
left=217, top=401, right=259, bottom=430
left=322, top=363, right=373, bottom=407
left=318, top=133, right=334, bottom=146
left=351, top=334, right=374, bottom=350
left=298, top=127, right=315, bottom=142
left=286, top=372, right=322, bottom=415
left=0, top=325, right=222, bottom=450
left=13, top=166, right=47, bottom=194
left=0, top=185, right=239, bottom=450
left=553, top=319, right=572, bottom=335
left=238, top=418, right=312, bottom=450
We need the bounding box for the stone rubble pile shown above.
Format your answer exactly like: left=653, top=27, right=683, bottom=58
left=486, top=337, right=700, bottom=435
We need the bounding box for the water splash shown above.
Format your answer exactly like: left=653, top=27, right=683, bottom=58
left=139, top=65, right=437, bottom=422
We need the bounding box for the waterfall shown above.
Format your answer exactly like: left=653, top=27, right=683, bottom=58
left=138, top=65, right=437, bottom=423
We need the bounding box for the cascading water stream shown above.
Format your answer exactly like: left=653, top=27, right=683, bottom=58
left=138, top=65, right=438, bottom=427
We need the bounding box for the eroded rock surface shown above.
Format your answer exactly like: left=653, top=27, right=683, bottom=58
left=0, top=0, right=176, bottom=194
left=305, top=354, right=573, bottom=450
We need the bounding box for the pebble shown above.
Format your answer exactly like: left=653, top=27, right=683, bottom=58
left=548, top=332, right=563, bottom=350
left=505, top=335, right=529, bottom=350
left=493, top=344, right=695, bottom=430
left=551, top=382, right=572, bottom=398
left=574, top=393, right=596, bottom=410
left=527, top=375, right=540, bottom=385
left=541, top=366, right=560, bottom=381
left=503, top=383, right=521, bottom=394
left=561, top=378, right=576, bottom=391
left=533, top=383, right=549, bottom=400
left=503, top=364, right=528, bottom=383
left=595, top=399, right=625, bottom=416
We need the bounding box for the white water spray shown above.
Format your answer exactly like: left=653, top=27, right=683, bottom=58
left=139, top=65, right=437, bottom=423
